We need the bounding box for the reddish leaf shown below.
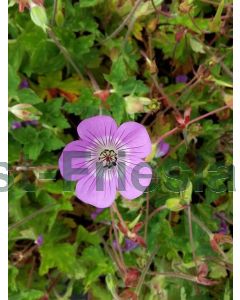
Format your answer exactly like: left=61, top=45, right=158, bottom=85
left=196, top=276, right=219, bottom=286
left=124, top=268, right=140, bottom=287
left=197, top=263, right=208, bottom=278
left=132, top=222, right=144, bottom=233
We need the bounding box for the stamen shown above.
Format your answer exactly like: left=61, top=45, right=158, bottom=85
left=99, top=149, right=117, bottom=169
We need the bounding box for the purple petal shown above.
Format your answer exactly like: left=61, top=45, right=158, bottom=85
left=35, top=235, right=43, bottom=246
left=218, top=220, right=228, bottom=235
left=118, top=157, right=152, bottom=200
left=176, top=75, right=188, bottom=84
left=75, top=168, right=117, bottom=208
left=11, top=121, right=22, bottom=130
left=19, top=79, right=29, bottom=89
left=123, top=239, right=138, bottom=252
left=77, top=115, right=118, bottom=145
left=91, top=208, right=104, bottom=220
left=59, top=140, right=96, bottom=181
left=113, top=122, right=152, bottom=159
left=24, top=120, right=39, bottom=126
left=112, top=239, right=118, bottom=250
left=156, top=140, right=170, bottom=158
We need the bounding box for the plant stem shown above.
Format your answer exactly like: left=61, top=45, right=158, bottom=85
left=156, top=104, right=230, bottom=144
left=51, top=0, right=58, bottom=25
left=148, top=205, right=166, bottom=221
left=156, top=127, right=180, bottom=143
left=135, top=247, right=159, bottom=295
left=103, top=0, right=143, bottom=42
left=112, top=202, right=128, bottom=230
left=151, top=74, right=178, bottom=113
left=144, top=192, right=150, bottom=241
left=10, top=165, right=58, bottom=172
left=149, top=271, right=198, bottom=282
left=186, top=206, right=198, bottom=273
left=101, top=237, right=125, bottom=277
left=110, top=206, right=127, bottom=274
left=187, top=105, right=229, bottom=126
left=47, top=28, right=85, bottom=80
left=191, top=213, right=228, bottom=261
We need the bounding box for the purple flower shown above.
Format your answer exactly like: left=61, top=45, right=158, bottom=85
left=217, top=220, right=228, bottom=235
left=11, top=121, right=22, bottom=130
left=19, top=79, right=29, bottom=89
left=11, top=120, right=39, bottom=130
left=155, top=140, right=170, bottom=158
left=113, top=239, right=138, bottom=252
left=175, top=75, right=188, bottom=84
left=24, top=120, right=39, bottom=126
left=35, top=235, right=43, bottom=246
left=59, top=116, right=152, bottom=208
left=91, top=208, right=104, bottom=220
left=214, top=212, right=228, bottom=235
left=123, top=239, right=138, bottom=252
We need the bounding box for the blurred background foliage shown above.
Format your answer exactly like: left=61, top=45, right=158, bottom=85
left=8, top=0, right=232, bottom=299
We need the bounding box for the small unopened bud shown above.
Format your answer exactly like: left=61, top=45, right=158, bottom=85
left=166, top=197, right=183, bottom=212
left=9, top=103, right=42, bottom=121
left=125, top=96, right=151, bottom=114
left=29, top=1, right=48, bottom=32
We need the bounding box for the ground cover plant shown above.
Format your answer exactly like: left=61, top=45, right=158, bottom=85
left=8, top=0, right=233, bottom=299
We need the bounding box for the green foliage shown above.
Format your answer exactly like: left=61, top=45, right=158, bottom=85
left=9, top=0, right=232, bottom=299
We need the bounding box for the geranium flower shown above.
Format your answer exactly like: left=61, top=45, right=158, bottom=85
left=59, top=116, right=152, bottom=208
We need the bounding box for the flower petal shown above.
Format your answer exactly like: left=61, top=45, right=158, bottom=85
left=75, top=168, right=117, bottom=208
left=114, top=122, right=152, bottom=159
left=156, top=140, right=170, bottom=158
left=58, top=140, right=96, bottom=181
left=117, top=158, right=152, bottom=200
left=77, top=115, right=118, bottom=146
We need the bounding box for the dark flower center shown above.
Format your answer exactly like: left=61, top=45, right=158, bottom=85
left=99, top=149, right=117, bottom=169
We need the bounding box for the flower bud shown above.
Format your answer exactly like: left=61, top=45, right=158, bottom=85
left=156, top=140, right=170, bottom=158
left=125, top=96, right=151, bottom=114
left=9, top=103, right=42, bottom=121
left=165, top=197, right=183, bottom=212
left=29, top=1, right=48, bottom=32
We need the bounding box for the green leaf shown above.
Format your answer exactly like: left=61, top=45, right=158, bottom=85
left=12, top=127, right=38, bottom=144
left=12, top=127, right=44, bottom=159
left=209, top=264, right=227, bottom=279
left=107, top=93, right=125, bottom=124
left=17, top=89, right=43, bottom=104
left=75, top=225, right=101, bottom=245
left=9, top=289, right=44, bottom=300
left=8, top=265, right=19, bottom=292
left=39, top=243, right=77, bottom=275
left=37, top=98, right=70, bottom=128
left=209, top=0, right=225, bottom=32
left=64, top=88, right=100, bottom=118
left=24, top=141, right=44, bottom=160
left=79, top=0, right=104, bottom=7
left=8, top=64, right=20, bottom=99
left=39, top=129, right=64, bottom=151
